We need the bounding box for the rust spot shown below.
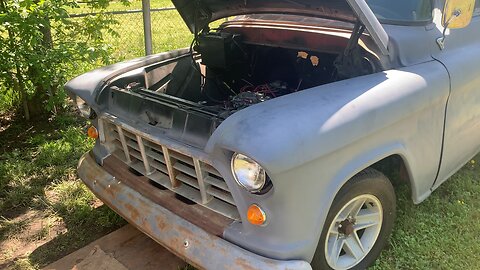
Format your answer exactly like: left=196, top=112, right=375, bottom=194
left=137, top=200, right=153, bottom=217
left=234, top=258, right=258, bottom=270
left=156, top=216, right=167, bottom=230
left=168, top=237, right=187, bottom=257
left=104, top=184, right=118, bottom=197
left=176, top=226, right=196, bottom=239
left=225, top=24, right=352, bottom=55
left=142, top=219, right=154, bottom=233
left=124, top=203, right=141, bottom=221
left=214, top=244, right=228, bottom=255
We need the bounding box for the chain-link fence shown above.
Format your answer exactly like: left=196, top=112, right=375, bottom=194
left=72, top=6, right=192, bottom=60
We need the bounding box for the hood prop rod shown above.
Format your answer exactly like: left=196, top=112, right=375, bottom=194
left=333, top=20, right=372, bottom=80
left=343, top=20, right=365, bottom=58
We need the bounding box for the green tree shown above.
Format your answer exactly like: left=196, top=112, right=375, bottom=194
left=0, top=0, right=124, bottom=119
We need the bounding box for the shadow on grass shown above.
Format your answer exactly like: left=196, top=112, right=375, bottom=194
left=0, top=114, right=80, bottom=219
left=372, top=154, right=480, bottom=270
left=0, top=111, right=126, bottom=269
left=27, top=205, right=126, bottom=267
left=2, top=111, right=480, bottom=270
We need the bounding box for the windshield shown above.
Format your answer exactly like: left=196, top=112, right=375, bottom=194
left=366, top=0, right=433, bottom=24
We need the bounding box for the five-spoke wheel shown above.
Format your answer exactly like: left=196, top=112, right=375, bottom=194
left=312, top=168, right=396, bottom=270
left=325, top=194, right=383, bottom=269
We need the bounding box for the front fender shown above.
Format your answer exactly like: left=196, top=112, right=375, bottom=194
left=207, top=60, right=449, bottom=261
left=64, top=48, right=189, bottom=110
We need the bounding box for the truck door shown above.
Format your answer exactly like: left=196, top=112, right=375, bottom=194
left=432, top=2, right=480, bottom=188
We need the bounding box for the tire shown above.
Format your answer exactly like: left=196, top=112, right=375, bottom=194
left=311, top=168, right=396, bottom=270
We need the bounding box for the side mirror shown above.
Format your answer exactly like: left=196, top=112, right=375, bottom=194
left=437, top=0, right=475, bottom=49
left=442, top=0, right=475, bottom=29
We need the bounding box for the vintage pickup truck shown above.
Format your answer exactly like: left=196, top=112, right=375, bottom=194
left=65, top=0, right=480, bottom=269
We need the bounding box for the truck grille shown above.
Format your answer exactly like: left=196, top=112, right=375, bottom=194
left=100, top=118, right=240, bottom=220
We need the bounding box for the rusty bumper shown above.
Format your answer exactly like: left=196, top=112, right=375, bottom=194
left=78, top=152, right=312, bottom=270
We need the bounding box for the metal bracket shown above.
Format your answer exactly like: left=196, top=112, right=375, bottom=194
left=436, top=9, right=461, bottom=51
left=436, top=37, right=446, bottom=50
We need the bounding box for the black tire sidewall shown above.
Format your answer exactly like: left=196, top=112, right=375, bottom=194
left=311, top=169, right=396, bottom=270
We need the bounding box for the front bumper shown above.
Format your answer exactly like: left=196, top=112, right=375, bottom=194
left=78, top=151, right=312, bottom=270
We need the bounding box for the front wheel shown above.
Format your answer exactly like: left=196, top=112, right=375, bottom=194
left=311, top=168, right=396, bottom=270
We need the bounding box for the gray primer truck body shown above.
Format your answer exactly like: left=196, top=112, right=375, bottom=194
left=65, top=0, right=480, bottom=268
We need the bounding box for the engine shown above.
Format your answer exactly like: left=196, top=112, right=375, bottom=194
left=184, top=31, right=343, bottom=117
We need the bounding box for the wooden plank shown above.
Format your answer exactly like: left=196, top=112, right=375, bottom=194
left=43, top=225, right=186, bottom=270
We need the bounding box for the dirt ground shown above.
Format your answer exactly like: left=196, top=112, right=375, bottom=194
left=0, top=112, right=127, bottom=269
left=0, top=210, right=68, bottom=268
left=0, top=111, right=189, bottom=270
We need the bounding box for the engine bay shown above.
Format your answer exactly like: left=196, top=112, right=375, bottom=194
left=107, top=23, right=381, bottom=146
left=190, top=31, right=341, bottom=115
left=163, top=24, right=376, bottom=114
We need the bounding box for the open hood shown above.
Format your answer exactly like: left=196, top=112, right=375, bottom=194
left=171, top=0, right=389, bottom=55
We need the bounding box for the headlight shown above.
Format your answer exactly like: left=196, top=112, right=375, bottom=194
left=75, top=95, right=95, bottom=119
left=231, top=153, right=267, bottom=193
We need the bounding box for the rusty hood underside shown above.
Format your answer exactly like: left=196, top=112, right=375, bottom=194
left=171, top=0, right=390, bottom=55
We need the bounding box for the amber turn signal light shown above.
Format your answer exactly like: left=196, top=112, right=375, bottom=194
left=87, top=126, right=98, bottom=139
left=247, top=204, right=266, bottom=226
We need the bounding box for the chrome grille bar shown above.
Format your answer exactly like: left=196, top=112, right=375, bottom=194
left=101, top=117, right=239, bottom=220
left=193, top=158, right=212, bottom=204
left=161, top=146, right=180, bottom=188
left=136, top=135, right=154, bottom=175
left=116, top=126, right=131, bottom=163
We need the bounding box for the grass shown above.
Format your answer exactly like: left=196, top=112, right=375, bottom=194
left=67, top=0, right=175, bottom=14
left=67, top=0, right=224, bottom=62
left=0, top=111, right=126, bottom=269
left=0, top=4, right=195, bottom=269
left=103, top=9, right=192, bottom=60
left=2, top=111, right=480, bottom=270
left=372, top=159, right=480, bottom=270
left=0, top=1, right=193, bottom=114
left=1, top=2, right=480, bottom=269
left=65, top=0, right=192, bottom=61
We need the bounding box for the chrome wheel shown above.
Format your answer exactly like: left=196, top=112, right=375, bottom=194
left=324, top=194, right=383, bottom=270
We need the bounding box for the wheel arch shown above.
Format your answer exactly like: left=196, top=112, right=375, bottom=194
left=369, top=154, right=413, bottom=196
left=327, top=145, right=417, bottom=209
